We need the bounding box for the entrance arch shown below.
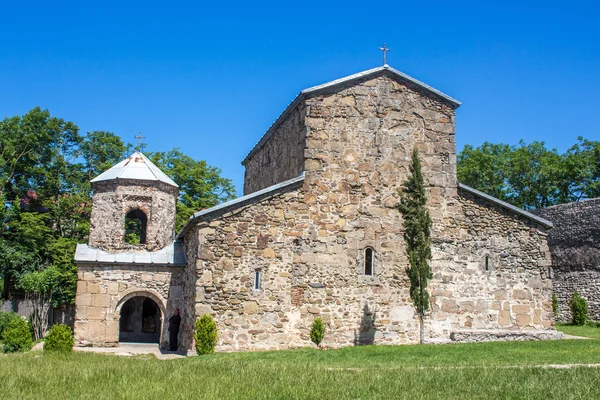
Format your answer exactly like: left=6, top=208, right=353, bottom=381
left=118, top=296, right=162, bottom=343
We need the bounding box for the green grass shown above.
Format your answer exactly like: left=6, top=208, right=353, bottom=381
left=1, top=340, right=600, bottom=399
left=557, top=323, right=600, bottom=339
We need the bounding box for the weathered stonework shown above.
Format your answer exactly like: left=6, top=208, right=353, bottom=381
left=533, top=198, right=600, bottom=321
left=76, top=66, right=558, bottom=353
left=179, top=69, right=556, bottom=352
left=88, top=179, right=178, bottom=252
left=74, top=265, right=184, bottom=348
left=243, top=103, right=307, bottom=195
left=74, top=153, right=185, bottom=349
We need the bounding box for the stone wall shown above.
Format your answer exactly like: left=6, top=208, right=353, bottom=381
left=427, top=189, right=554, bottom=340
left=181, top=72, right=554, bottom=352
left=242, top=103, right=307, bottom=195
left=88, top=180, right=178, bottom=252
left=533, top=198, right=600, bottom=321
left=73, top=264, right=185, bottom=348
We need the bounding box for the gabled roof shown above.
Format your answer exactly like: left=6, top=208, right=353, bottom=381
left=177, top=173, right=305, bottom=239
left=458, top=183, right=553, bottom=229
left=242, top=64, right=461, bottom=165
left=90, top=152, right=178, bottom=187
left=74, top=241, right=186, bottom=266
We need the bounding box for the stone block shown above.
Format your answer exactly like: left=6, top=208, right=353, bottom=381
left=77, top=293, right=92, bottom=307
left=263, top=248, right=275, bottom=258
left=441, top=299, right=459, bottom=313
left=513, top=289, right=531, bottom=300
left=498, top=310, right=511, bottom=327
left=92, top=294, right=111, bottom=307
left=515, top=313, right=532, bottom=327
left=107, top=282, right=120, bottom=295
left=87, top=282, right=100, bottom=294
left=512, top=305, right=530, bottom=314
left=77, top=280, right=88, bottom=294
left=86, top=306, right=106, bottom=320
left=243, top=301, right=259, bottom=314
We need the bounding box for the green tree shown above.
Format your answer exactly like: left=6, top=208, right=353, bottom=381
left=149, top=149, right=236, bottom=230
left=569, top=291, right=588, bottom=326
left=310, top=318, right=326, bottom=347
left=19, top=267, right=60, bottom=340
left=397, top=149, right=432, bottom=344
left=457, top=138, right=600, bottom=210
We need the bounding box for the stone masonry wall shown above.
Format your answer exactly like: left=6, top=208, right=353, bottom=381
left=427, top=190, right=554, bottom=339
left=243, top=103, right=307, bottom=195
left=181, top=72, right=554, bottom=352
left=74, top=264, right=185, bottom=348
left=533, top=198, right=600, bottom=321
left=89, top=180, right=178, bottom=251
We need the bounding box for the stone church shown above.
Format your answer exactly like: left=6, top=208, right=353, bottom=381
left=74, top=65, right=560, bottom=352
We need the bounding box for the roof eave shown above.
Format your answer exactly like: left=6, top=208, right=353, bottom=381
left=458, top=183, right=554, bottom=229
left=176, top=173, right=305, bottom=240
left=241, top=65, right=460, bottom=165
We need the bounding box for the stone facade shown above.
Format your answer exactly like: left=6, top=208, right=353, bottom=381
left=74, top=265, right=184, bottom=347
left=88, top=179, right=178, bottom=252
left=533, top=198, right=600, bottom=321
left=179, top=68, right=557, bottom=352
left=75, top=66, right=559, bottom=352
left=74, top=153, right=186, bottom=349
left=243, top=103, right=307, bottom=195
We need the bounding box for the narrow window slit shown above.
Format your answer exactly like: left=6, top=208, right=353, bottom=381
left=364, top=248, right=374, bottom=276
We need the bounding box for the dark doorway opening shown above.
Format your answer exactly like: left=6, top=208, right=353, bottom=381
left=119, top=296, right=161, bottom=343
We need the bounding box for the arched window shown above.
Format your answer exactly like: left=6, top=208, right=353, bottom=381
left=364, top=248, right=374, bottom=276
left=254, top=269, right=262, bottom=291
left=124, top=209, right=147, bottom=245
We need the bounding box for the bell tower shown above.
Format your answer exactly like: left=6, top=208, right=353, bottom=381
left=87, top=152, right=178, bottom=251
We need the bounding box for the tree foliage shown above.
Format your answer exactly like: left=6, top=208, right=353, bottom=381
left=310, top=318, right=326, bottom=346
left=2, top=316, right=32, bottom=353
left=569, top=291, right=588, bottom=326
left=397, top=149, right=432, bottom=344
left=1, top=107, right=235, bottom=310
left=148, top=149, right=236, bottom=230
left=458, top=138, right=600, bottom=209
left=44, top=323, right=74, bottom=352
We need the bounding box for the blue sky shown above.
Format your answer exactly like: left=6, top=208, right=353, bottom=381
left=1, top=1, right=598, bottom=195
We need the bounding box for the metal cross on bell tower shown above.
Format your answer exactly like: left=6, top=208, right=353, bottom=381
left=134, top=133, right=146, bottom=153
left=379, top=43, right=391, bottom=66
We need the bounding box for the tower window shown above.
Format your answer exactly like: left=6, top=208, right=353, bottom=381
left=254, top=270, right=262, bottom=291
left=364, top=248, right=374, bottom=276
left=124, top=209, right=147, bottom=244
left=485, top=255, right=491, bottom=271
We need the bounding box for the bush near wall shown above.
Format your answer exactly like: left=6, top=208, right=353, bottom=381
left=569, top=291, right=588, bottom=326
left=195, top=314, right=217, bottom=355
left=3, top=317, right=32, bottom=353
left=44, top=324, right=74, bottom=352
left=0, top=311, right=21, bottom=341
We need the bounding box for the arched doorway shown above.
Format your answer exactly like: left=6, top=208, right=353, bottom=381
left=119, top=296, right=162, bottom=343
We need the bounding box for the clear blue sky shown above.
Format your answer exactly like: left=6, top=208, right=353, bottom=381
left=1, top=0, right=598, bottom=195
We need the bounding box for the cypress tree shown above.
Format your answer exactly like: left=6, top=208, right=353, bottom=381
left=397, top=148, right=432, bottom=344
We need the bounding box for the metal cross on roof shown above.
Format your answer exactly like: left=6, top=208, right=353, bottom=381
left=378, top=43, right=391, bottom=65
left=134, top=133, right=146, bottom=153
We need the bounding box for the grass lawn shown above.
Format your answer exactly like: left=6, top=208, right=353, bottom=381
left=557, top=323, right=600, bottom=339
left=1, top=339, right=600, bottom=399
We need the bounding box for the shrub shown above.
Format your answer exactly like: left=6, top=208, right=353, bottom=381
left=0, top=311, right=20, bottom=341
left=3, top=317, right=32, bottom=353
left=310, top=318, right=325, bottom=346
left=569, top=291, right=588, bottom=326
left=44, top=324, right=74, bottom=352
left=194, top=314, right=217, bottom=355
left=552, top=293, right=558, bottom=318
